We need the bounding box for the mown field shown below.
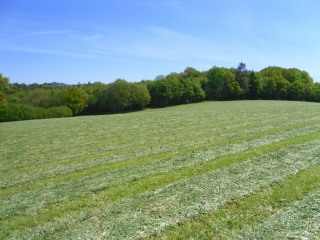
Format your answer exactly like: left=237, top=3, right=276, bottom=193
left=1, top=100, right=320, bottom=239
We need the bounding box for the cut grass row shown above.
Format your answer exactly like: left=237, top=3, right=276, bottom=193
left=238, top=190, right=320, bottom=239
left=149, top=165, right=320, bottom=239
left=1, top=133, right=319, bottom=238
left=7, top=139, right=320, bottom=239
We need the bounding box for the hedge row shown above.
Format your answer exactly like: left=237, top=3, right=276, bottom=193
left=0, top=104, right=72, bottom=122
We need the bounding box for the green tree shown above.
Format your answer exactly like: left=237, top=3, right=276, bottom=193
left=236, top=62, right=250, bottom=97
left=129, top=83, right=151, bottom=110
left=282, top=68, right=301, bottom=83
left=62, top=87, right=88, bottom=115
left=47, top=89, right=64, bottom=108
left=227, top=81, right=242, bottom=99
left=250, top=72, right=263, bottom=99
left=165, top=74, right=183, bottom=105
left=7, top=95, right=21, bottom=104
left=148, top=80, right=172, bottom=107
left=205, top=67, right=237, bottom=100
left=181, top=78, right=205, bottom=103
left=313, top=83, right=320, bottom=102
left=99, top=79, right=150, bottom=113
left=259, top=66, right=291, bottom=100
left=0, top=74, right=9, bottom=107
left=28, top=89, right=51, bottom=108
left=88, top=82, right=107, bottom=113
left=299, top=71, right=314, bottom=101
left=182, top=67, right=200, bottom=79
left=288, top=81, right=304, bottom=100
left=281, top=68, right=313, bottom=100
left=276, top=77, right=290, bottom=99
left=0, top=92, right=6, bottom=107
left=104, top=79, right=131, bottom=112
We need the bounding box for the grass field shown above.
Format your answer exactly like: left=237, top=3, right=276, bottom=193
left=1, top=100, right=320, bottom=239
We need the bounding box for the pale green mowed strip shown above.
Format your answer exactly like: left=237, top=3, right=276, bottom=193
left=238, top=190, right=320, bottom=239
left=0, top=100, right=320, bottom=239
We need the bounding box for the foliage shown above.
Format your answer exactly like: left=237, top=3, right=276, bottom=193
left=147, top=74, right=205, bottom=107
left=0, top=103, right=47, bottom=121
left=46, top=106, right=73, bottom=118
left=62, top=86, right=88, bottom=115
left=181, top=78, right=205, bottom=103
left=182, top=67, right=201, bottom=79
left=205, top=67, right=241, bottom=100
left=0, top=92, right=6, bottom=107
left=98, top=79, right=150, bottom=113
left=147, top=78, right=173, bottom=107
left=313, top=83, right=320, bottom=102
left=83, top=81, right=107, bottom=114
left=28, top=88, right=52, bottom=108
left=1, top=63, right=319, bottom=122
left=258, top=66, right=316, bottom=101
left=0, top=73, right=10, bottom=107
left=0, top=103, right=73, bottom=122
left=7, top=95, right=21, bottom=104
left=236, top=62, right=250, bottom=96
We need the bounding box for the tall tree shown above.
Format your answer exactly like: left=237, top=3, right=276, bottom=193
left=236, top=62, right=250, bottom=97
left=28, top=89, right=51, bottom=108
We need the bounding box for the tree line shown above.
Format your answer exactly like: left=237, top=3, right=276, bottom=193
left=1, top=63, right=320, bottom=122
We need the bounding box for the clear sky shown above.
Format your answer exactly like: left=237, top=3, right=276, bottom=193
left=1, top=0, right=319, bottom=84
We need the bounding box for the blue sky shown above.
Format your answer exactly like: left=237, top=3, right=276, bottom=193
left=1, top=0, right=319, bottom=84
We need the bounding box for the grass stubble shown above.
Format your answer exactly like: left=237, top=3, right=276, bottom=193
left=150, top=164, right=320, bottom=239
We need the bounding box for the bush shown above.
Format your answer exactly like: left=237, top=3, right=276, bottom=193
left=46, top=106, right=73, bottom=118
left=0, top=104, right=72, bottom=122
left=0, top=103, right=45, bottom=121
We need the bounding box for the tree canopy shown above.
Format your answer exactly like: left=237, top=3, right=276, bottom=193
left=97, top=79, right=150, bottom=113
left=1, top=63, right=319, bottom=122
left=62, top=87, right=88, bottom=115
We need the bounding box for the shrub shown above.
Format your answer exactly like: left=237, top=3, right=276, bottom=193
left=46, top=106, right=73, bottom=118
left=0, top=104, right=72, bottom=122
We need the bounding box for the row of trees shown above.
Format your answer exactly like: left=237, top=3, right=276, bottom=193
left=0, top=77, right=153, bottom=121
left=203, top=64, right=319, bottom=101
left=1, top=63, right=320, bottom=122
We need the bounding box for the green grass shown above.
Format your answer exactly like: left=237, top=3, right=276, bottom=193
left=0, top=100, right=320, bottom=239
left=148, top=165, right=320, bottom=239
